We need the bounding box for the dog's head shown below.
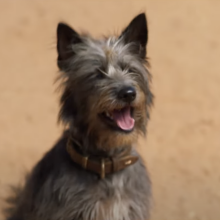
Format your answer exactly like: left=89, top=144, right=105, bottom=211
left=57, top=13, right=153, bottom=150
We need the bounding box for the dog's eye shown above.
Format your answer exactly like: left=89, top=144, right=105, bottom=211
left=128, top=68, right=136, bottom=73
left=96, top=69, right=106, bottom=79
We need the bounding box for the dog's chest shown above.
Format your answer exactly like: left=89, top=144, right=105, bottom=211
left=83, top=191, right=130, bottom=220
left=60, top=172, right=146, bottom=220
left=82, top=177, right=131, bottom=220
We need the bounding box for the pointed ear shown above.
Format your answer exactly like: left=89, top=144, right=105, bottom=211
left=57, top=23, right=82, bottom=69
left=120, top=13, right=148, bottom=58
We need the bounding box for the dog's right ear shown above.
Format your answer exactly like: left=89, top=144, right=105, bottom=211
left=57, top=23, right=82, bottom=69
left=119, top=13, right=148, bottom=59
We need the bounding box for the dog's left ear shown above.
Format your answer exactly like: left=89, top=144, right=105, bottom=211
left=120, top=13, right=148, bottom=59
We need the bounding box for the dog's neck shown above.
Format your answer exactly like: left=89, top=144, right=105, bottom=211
left=71, top=135, right=132, bottom=158
left=66, top=132, right=138, bottom=179
left=67, top=128, right=134, bottom=158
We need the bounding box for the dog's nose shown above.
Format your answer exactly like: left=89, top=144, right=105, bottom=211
left=118, top=86, right=136, bottom=102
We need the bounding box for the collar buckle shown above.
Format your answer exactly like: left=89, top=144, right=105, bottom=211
left=101, top=159, right=105, bottom=179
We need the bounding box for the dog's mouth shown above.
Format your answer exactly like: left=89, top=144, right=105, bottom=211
left=100, top=106, right=135, bottom=132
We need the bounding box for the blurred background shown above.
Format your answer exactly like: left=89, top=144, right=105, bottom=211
left=0, top=0, right=219, bottom=219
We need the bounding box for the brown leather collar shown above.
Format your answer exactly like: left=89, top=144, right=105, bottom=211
left=66, top=138, right=138, bottom=179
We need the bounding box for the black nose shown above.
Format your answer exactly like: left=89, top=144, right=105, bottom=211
left=118, top=86, right=136, bottom=102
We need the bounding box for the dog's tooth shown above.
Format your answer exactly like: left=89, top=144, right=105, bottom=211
left=109, top=112, right=113, bottom=119
left=106, top=112, right=110, bottom=117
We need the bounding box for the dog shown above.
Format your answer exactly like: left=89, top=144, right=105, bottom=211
left=5, top=13, right=154, bottom=220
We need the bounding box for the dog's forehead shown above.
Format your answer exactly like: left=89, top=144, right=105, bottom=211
left=91, top=37, right=138, bottom=72
left=104, top=37, right=133, bottom=62
left=85, top=36, right=133, bottom=62
left=103, top=37, right=146, bottom=76
left=70, top=36, right=145, bottom=79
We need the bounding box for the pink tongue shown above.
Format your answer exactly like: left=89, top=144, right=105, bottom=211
left=112, top=107, right=135, bottom=131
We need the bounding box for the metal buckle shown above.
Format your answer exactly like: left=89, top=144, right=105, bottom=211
left=82, top=156, right=88, bottom=169
left=125, top=159, right=132, bottom=165
left=101, top=159, right=105, bottom=179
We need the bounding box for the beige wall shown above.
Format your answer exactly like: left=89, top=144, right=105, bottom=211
left=0, top=1, right=219, bottom=219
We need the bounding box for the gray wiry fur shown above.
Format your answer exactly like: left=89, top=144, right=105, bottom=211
left=5, top=13, right=154, bottom=220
